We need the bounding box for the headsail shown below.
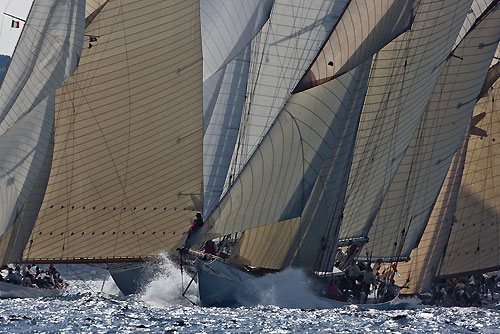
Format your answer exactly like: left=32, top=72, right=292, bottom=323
left=196, top=59, right=371, bottom=271
left=295, top=0, right=416, bottom=92
left=224, top=0, right=347, bottom=186
left=0, top=0, right=85, bottom=264
left=439, top=65, right=500, bottom=277
left=394, top=130, right=469, bottom=293
left=201, top=0, right=273, bottom=80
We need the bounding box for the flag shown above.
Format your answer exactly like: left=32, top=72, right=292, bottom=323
left=11, top=20, right=20, bottom=28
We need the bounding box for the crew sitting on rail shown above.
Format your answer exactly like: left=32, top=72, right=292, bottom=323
left=5, top=267, right=22, bottom=285
left=186, top=212, right=204, bottom=243
left=204, top=240, right=217, bottom=255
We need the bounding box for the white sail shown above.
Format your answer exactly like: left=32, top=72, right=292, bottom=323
left=0, top=0, right=84, bottom=134
left=23, top=0, right=204, bottom=261
left=196, top=60, right=371, bottom=270
left=363, top=1, right=500, bottom=260
left=203, top=46, right=251, bottom=217
left=339, top=0, right=474, bottom=243
left=224, top=0, right=348, bottom=186
left=201, top=0, right=274, bottom=80
left=0, top=0, right=85, bottom=263
left=295, top=0, right=416, bottom=92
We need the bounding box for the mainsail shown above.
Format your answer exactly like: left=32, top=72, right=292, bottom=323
left=22, top=0, right=204, bottom=262
left=363, top=1, right=500, bottom=261
left=340, top=0, right=474, bottom=247
left=439, top=62, right=500, bottom=277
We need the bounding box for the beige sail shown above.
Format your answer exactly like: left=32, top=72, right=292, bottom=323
left=439, top=84, right=500, bottom=277
left=340, top=0, right=474, bottom=243
left=363, top=3, right=500, bottom=261
left=22, top=0, right=203, bottom=261
left=295, top=0, right=415, bottom=92
left=395, top=129, right=468, bottom=293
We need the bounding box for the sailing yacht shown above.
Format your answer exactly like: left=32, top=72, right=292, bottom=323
left=0, top=0, right=499, bottom=304
left=182, top=0, right=500, bottom=306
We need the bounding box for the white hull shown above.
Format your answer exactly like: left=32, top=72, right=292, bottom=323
left=0, top=281, right=63, bottom=298
left=195, top=258, right=404, bottom=309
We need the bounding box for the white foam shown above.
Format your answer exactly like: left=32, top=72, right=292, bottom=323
left=235, top=268, right=339, bottom=309
left=140, top=254, right=199, bottom=307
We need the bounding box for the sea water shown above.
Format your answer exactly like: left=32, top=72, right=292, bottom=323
left=1, top=259, right=499, bottom=333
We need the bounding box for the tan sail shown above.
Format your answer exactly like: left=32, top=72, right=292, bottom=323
left=363, top=2, right=500, bottom=260
left=22, top=0, right=203, bottom=262
left=295, top=0, right=415, bottom=92
left=0, top=0, right=85, bottom=264
left=395, top=129, right=468, bottom=293
left=439, top=83, right=500, bottom=277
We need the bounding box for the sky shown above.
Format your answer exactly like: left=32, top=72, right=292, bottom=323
left=0, top=0, right=33, bottom=56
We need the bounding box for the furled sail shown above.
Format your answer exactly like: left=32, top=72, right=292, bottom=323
left=196, top=60, right=371, bottom=272
left=0, top=0, right=85, bottom=264
left=339, top=0, right=474, bottom=244
left=22, top=0, right=203, bottom=262
left=439, top=70, right=500, bottom=277
left=295, top=0, right=416, bottom=92
left=363, top=2, right=500, bottom=261
left=224, top=0, right=348, bottom=186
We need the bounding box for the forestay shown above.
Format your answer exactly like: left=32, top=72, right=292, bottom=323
left=22, top=0, right=204, bottom=261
